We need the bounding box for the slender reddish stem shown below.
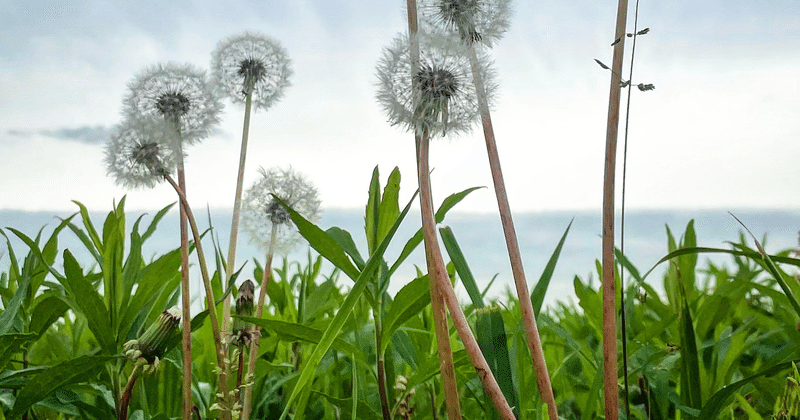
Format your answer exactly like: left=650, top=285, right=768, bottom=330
left=602, top=1, right=630, bottom=419
left=467, top=46, right=557, bottom=418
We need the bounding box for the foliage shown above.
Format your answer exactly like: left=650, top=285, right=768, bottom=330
left=2, top=182, right=800, bottom=419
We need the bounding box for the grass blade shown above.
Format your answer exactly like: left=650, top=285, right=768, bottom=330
left=531, top=219, right=573, bottom=316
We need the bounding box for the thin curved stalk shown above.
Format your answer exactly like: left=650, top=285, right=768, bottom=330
left=164, top=174, right=232, bottom=420
left=221, top=91, right=254, bottom=357
left=602, top=0, right=630, bottom=419
left=241, top=224, right=277, bottom=420
left=467, top=45, right=557, bottom=419
left=118, top=365, right=142, bottom=420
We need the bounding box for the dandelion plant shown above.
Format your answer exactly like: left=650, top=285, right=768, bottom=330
left=419, top=0, right=560, bottom=417
left=105, top=115, right=229, bottom=420
left=210, top=33, right=292, bottom=364
left=121, top=62, right=222, bottom=420
left=376, top=25, right=515, bottom=418
left=238, top=166, right=320, bottom=420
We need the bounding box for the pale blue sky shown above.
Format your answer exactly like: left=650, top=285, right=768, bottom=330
left=1, top=0, right=799, bottom=213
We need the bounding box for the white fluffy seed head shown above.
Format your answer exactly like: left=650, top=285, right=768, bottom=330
left=123, top=62, right=223, bottom=148
left=241, top=166, right=321, bottom=255
left=210, top=32, right=293, bottom=111
left=375, top=32, right=496, bottom=137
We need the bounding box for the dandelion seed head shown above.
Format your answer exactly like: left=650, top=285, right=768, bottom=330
left=211, top=32, right=292, bottom=110
left=420, top=0, right=513, bottom=47
left=124, top=62, right=222, bottom=148
left=242, top=166, right=321, bottom=255
left=105, top=117, right=181, bottom=190
left=375, top=33, right=496, bottom=137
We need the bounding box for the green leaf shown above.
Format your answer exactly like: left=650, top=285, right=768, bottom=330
left=29, top=295, right=70, bottom=337
left=476, top=306, right=519, bottom=418
left=279, top=190, right=418, bottom=420
left=365, top=166, right=381, bottom=255
left=62, top=250, right=115, bottom=354
left=699, top=361, right=798, bottom=419
left=381, top=275, right=430, bottom=353
left=118, top=248, right=182, bottom=340
left=439, top=226, right=484, bottom=308
left=531, top=219, right=572, bottom=316
left=5, top=228, right=66, bottom=283
left=326, top=227, right=366, bottom=271
left=237, top=317, right=367, bottom=365
left=7, top=355, right=116, bottom=419
left=141, top=202, right=175, bottom=243
left=0, top=274, right=30, bottom=336
left=389, top=186, right=483, bottom=276
left=678, top=283, right=702, bottom=414
left=278, top=198, right=361, bottom=281
left=377, top=167, right=401, bottom=248
left=0, top=333, right=37, bottom=371
left=71, top=200, right=103, bottom=253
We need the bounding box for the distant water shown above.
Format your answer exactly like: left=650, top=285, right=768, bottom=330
left=2, top=208, right=799, bottom=309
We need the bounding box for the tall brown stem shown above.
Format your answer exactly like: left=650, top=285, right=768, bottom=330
left=467, top=46, right=558, bottom=419
left=176, top=154, right=193, bottom=420
left=416, top=134, right=462, bottom=420
left=602, top=0, right=630, bottom=419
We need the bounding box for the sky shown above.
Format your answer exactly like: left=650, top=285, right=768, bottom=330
left=2, top=0, right=800, bottom=215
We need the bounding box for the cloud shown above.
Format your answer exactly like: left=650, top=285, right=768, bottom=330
left=5, top=125, right=111, bottom=144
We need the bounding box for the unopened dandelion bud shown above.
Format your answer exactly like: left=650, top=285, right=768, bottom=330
left=232, top=280, right=255, bottom=347
left=126, top=307, right=181, bottom=368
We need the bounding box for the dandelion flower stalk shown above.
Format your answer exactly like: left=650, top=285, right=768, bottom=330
left=402, top=6, right=462, bottom=417
left=378, top=14, right=515, bottom=418
left=210, top=33, right=292, bottom=357
left=466, top=43, right=558, bottom=419
left=122, top=62, right=222, bottom=420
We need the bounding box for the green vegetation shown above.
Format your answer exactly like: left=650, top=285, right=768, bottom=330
left=2, top=168, right=799, bottom=419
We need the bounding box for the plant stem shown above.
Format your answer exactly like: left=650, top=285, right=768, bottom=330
left=375, top=297, right=391, bottom=420
left=418, top=133, right=517, bottom=419
left=241, top=224, right=278, bottom=420
left=467, top=45, right=558, bottom=420
left=177, top=153, right=193, bottom=420
left=118, top=365, right=142, bottom=420
left=222, top=91, right=254, bottom=348
left=602, top=0, right=630, bottom=419
left=163, top=174, right=232, bottom=420
left=619, top=2, right=643, bottom=417
left=416, top=133, right=462, bottom=420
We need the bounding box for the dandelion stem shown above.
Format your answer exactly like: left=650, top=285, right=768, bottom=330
left=118, top=365, right=142, bottom=420
left=241, top=224, right=278, bottom=420
left=176, top=142, right=194, bottom=420
left=163, top=173, right=232, bottom=420
left=466, top=45, right=557, bottom=419
left=406, top=1, right=461, bottom=417
left=222, top=90, right=254, bottom=368
left=602, top=0, right=630, bottom=418
left=416, top=133, right=462, bottom=420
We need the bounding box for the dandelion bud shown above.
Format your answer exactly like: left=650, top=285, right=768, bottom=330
left=232, top=279, right=256, bottom=347
left=125, top=307, right=181, bottom=370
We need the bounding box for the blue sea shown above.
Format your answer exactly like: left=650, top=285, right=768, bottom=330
left=2, top=208, right=799, bottom=310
